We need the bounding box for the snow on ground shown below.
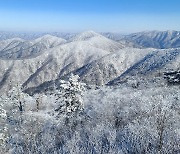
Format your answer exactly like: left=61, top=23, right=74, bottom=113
left=0, top=78, right=180, bottom=153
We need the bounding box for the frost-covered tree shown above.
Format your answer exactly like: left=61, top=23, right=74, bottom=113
left=164, top=71, right=180, bottom=84
left=7, top=84, right=28, bottom=112
left=0, top=98, right=8, bottom=153
left=55, top=74, right=86, bottom=115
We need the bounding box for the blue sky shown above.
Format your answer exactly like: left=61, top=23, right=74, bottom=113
left=0, top=0, right=180, bottom=33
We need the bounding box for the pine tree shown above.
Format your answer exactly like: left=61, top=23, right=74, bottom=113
left=55, top=74, right=86, bottom=115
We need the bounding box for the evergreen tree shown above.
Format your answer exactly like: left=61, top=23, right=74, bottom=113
left=55, top=74, right=86, bottom=115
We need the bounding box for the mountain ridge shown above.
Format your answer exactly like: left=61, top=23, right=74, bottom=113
left=0, top=30, right=180, bottom=94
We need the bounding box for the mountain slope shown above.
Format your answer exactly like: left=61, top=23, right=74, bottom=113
left=0, top=31, right=77, bottom=41
left=101, top=32, right=123, bottom=41
left=1, top=31, right=180, bottom=94
left=31, top=47, right=180, bottom=92
left=108, top=48, right=180, bottom=85
left=0, top=35, right=66, bottom=59
left=73, top=48, right=154, bottom=85
left=122, top=30, right=180, bottom=49
left=0, top=40, right=110, bottom=93
left=24, top=48, right=155, bottom=94
left=0, top=38, right=24, bottom=51
left=71, top=31, right=125, bottom=52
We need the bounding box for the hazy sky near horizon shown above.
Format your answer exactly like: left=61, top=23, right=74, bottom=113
left=0, top=0, right=180, bottom=33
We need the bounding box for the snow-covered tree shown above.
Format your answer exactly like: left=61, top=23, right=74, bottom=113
left=0, top=98, right=8, bottom=153
left=7, top=84, right=29, bottom=112
left=164, top=71, right=180, bottom=84
left=55, top=74, right=86, bottom=115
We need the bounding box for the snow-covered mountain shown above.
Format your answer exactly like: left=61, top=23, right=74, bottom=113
left=0, top=35, right=66, bottom=59
left=0, top=31, right=124, bottom=60
left=108, top=48, right=180, bottom=85
left=0, top=38, right=24, bottom=51
left=1, top=30, right=180, bottom=94
left=1, top=30, right=180, bottom=154
left=24, top=47, right=180, bottom=94
left=70, top=31, right=125, bottom=52
left=0, top=33, right=112, bottom=93
left=71, top=31, right=100, bottom=41
left=122, top=30, right=180, bottom=49
left=1, top=30, right=180, bottom=49
left=73, top=48, right=154, bottom=85
left=101, top=32, right=123, bottom=41
left=0, top=31, right=77, bottom=41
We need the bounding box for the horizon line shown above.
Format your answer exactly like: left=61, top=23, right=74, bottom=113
left=0, top=29, right=180, bottom=34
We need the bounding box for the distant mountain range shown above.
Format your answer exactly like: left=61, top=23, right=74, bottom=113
left=0, top=35, right=66, bottom=59
left=121, top=30, right=180, bottom=49
left=1, top=30, right=180, bottom=49
left=0, top=30, right=180, bottom=94
left=0, top=31, right=76, bottom=41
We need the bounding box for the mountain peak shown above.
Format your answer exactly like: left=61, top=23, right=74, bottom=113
left=72, top=30, right=101, bottom=41
left=33, top=34, right=67, bottom=46
left=35, top=34, right=65, bottom=41
left=81, top=30, right=99, bottom=35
